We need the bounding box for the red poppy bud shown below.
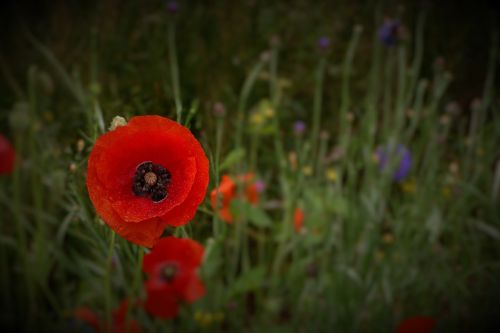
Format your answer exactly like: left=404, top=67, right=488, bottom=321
left=86, top=116, right=209, bottom=247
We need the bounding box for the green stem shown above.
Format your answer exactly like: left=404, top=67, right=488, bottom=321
left=168, top=22, right=182, bottom=123
left=405, top=11, right=426, bottom=109
left=125, top=247, right=144, bottom=333
left=235, top=60, right=265, bottom=151
left=105, top=232, right=116, bottom=332
left=310, top=57, right=327, bottom=169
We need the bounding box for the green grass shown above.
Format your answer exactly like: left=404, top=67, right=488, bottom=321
left=1, top=1, right=499, bottom=332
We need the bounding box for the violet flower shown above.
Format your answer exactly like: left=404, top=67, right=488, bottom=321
left=378, top=19, right=400, bottom=47
left=376, top=144, right=412, bottom=181
left=293, top=121, right=306, bottom=135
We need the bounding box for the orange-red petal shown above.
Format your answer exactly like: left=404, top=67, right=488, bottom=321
left=293, top=207, right=304, bottom=233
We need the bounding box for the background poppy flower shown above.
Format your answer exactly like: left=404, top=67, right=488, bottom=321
left=210, top=173, right=259, bottom=223
left=0, top=134, right=15, bottom=175
left=74, top=300, right=142, bottom=333
left=142, top=236, right=205, bottom=319
left=74, top=307, right=100, bottom=332
left=111, top=300, right=143, bottom=333
left=396, top=316, right=436, bottom=333
left=293, top=207, right=304, bottom=233
left=86, top=116, right=209, bottom=247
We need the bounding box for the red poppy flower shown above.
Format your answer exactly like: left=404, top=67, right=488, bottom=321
left=86, top=116, right=209, bottom=247
left=396, top=316, right=436, bottom=333
left=210, top=173, right=259, bottom=223
left=111, top=299, right=143, bottom=333
left=0, top=134, right=15, bottom=175
left=142, top=236, right=205, bottom=319
left=74, top=300, right=142, bottom=333
left=74, top=307, right=100, bottom=332
left=293, top=207, right=304, bottom=233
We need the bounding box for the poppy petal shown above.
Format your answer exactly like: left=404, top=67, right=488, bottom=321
left=93, top=128, right=198, bottom=222
left=87, top=162, right=166, bottom=247
left=396, top=316, right=436, bottom=333
left=86, top=116, right=209, bottom=246
left=0, top=134, right=15, bottom=175
left=144, top=285, right=179, bottom=319
left=143, top=236, right=204, bottom=275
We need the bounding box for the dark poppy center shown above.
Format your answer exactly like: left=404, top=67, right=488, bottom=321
left=132, top=161, right=171, bottom=202
left=160, top=263, right=178, bottom=282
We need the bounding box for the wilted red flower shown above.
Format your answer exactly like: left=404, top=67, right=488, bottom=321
left=396, top=316, right=436, bottom=333
left=74, top=300, right=142, bottom=333
left=210, top=173, right=259, bottom=223
left=293, top=207, right=304, bottom=233
left=142, top=236, right=205, bottom=319
left=86, top=116, right=209, bottom=247
left=0, top=134, right=15, bottom=175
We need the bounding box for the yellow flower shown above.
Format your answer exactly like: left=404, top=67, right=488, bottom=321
left=325, top=168, right=338, bottom=182
left=382, top=233, right=395, bottom=244
left=401, top=179, right=416, bottom=193
left=288, top=152, right=298, bottom=170
left=375, top=250, right=385, bottom=262
left=442, top=186, right=451, bottom=198
left=302, top=165, right=313, bottom=176
left=201, top=313, right=213, bottom=327
left=214, top=311, right=225, bottom=322
left=250, top=112, right=264, bottom=126
left=195, top=311, right=214, bottom=327
left=194, top=310, right=203, bottom=322
left=263, top=106, right=275, bottom=118
left=278, top=78, right=292, bottom=88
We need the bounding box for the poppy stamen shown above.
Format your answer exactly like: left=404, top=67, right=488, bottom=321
left=144, top=172, right=158, bottom=186
left=160, top=263, right=178, bottom=282
left=132, top=161, right=171, bottom=202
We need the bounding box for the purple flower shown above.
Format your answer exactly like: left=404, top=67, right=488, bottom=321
left=376, top=144, right=412, bottom=181
left=212, top=102, right=226, bottom=117
left=166, top=1, right=178, bottom=14
left=293, top=121, right=306, bottom=135
left=318, top=36, right=330, bottom=50
left=254, top=180, right=266, bottom=193
left=378, top=19, right=400, bottom=47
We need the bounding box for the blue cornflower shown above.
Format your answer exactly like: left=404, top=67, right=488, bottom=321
left=293, top=121, right=306, bottom=135
left=318, top=36, right=330, bottom=50
left=378, top=19, right=400, bottom=47
left=375, top=144, right=412, bottom=181
left=166, top=1, right=179, bottom=14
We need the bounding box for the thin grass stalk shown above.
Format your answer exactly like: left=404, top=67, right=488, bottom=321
left=310, top=57, right=327, bottom=170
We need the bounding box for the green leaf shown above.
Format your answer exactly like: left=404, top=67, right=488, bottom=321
left=227, top=266, right=266, bottom=298
left=219, top=148, right=245, bottom=171
left=201, top=238, right=223, bottom=279
left=231, top=199, right=273, bottom=228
